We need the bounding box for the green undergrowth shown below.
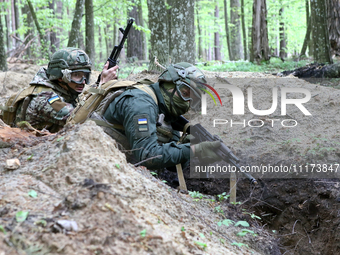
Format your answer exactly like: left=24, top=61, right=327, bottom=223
left=197, top=58, right=312, bottom=73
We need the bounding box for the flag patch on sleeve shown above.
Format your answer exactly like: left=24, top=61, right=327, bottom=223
left=133, top=114, right=150, bottom=138
left=138, top=118, right=148, bottom=124
left=48, top=95, right=61, bottom=104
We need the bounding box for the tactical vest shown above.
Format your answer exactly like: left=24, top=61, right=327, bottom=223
left=0, top=85, right=54, bottom=126
left=66, top=79, right=158, bottom=152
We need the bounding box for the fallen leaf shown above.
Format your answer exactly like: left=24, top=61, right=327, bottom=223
left=16, top=211, right=29, bottom=222
left=28, top=190, right=38, bottom=198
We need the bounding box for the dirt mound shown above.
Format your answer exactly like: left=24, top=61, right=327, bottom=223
left=0, top=121, right=278, bottom=255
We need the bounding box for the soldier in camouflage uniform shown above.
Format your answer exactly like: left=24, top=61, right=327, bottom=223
left=15, top=47, right=118, bottom=132
left=95, top=62, right=221, bottom=170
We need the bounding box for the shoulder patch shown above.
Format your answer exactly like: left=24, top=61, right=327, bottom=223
left=133, top=114, right=151, bottom=139
left=48, top=95, right=61, bottom=104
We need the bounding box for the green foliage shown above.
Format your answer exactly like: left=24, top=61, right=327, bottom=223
left=181, top=226, right=185, bottom=231
left=0, top=225, right=6, bottom=235
left=140, top=229, right=147, bottom=237
left=217, top=219, right=234, bottom=227
left=115, top=163, right=120, bottom=169
left=194, top=241, right=207, bottom=250
left=34, top=219, right=47, bottom=227
left=27, top=154, right=33, bottom=161
left=237, top=229, right=257, bottom=237
left=230, top=201, right=242, bottom=205
left=214, top=205, right=224, bottom=214
left=150, top=171, right=157, bottom=176
left=198, top=59, right=310, bottom=73
left=188, top=191, right=204, bottom=199
left=28, top=190, right=38, bottom=198
left=242, top=211, right=261, bottom=220
left=16, top=211, right=29, bottom=223
left=217, top=192, right=230, bottom=201
left=56, top=137, right=64, bottom=142
left=234, top=221, right=250, bottom=227
left=199, top=233, right=205, bottom=238
left=231, top=242, right=248, bottom=247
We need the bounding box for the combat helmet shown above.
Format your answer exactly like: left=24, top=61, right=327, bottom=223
left=158, top=62, right=206, bottom=110
left=47, top=47, right=92, bottom=85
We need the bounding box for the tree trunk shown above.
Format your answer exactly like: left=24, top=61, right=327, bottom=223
left=78, top=28, right=85, bottom=50
left=104, top=24, right=110, bottom=57
left=27, top=0, right=48, bottom=59
left=241, top=0, right=247, bottom=60
left=223, top=0, right=232, bottom=60
left=306, top=0, right=314, bottom=57
left=68, top=0, right=84, bottom=48
left=230, top=0, right=243, bottom=60
left=13, top=0, right=20, bottom=48
left=127, top=1, right=144, bottom=61
left=48, top=0, right=58, bottom=53
left=196, top=1, right=204, bottom=60
left=300, top=16, right=312, bottom=57
left=147, top=0, right=169, bottom=71
left=98, top=25, right=102, bottom=62
left=55, top=0, right=63, bottom=50
left=138, top=2, right=147, bottom=60
left=85, top=0, right=95, bottom=62
left=0, top=15, right=8, bottom=71
left=214, top=4, right=221, bottom=60
left=328, top=0, right=340, bottom=57
left=113, top=23, right=118, bottom=46
left=168, top=0, right=195, bottom=63
left=5, top=6, right=10, bottom=53
left=279, top=7, right=287, bottom=59
left=148, top=0, right=195, bottom=70
left=310, top=0, right=332, bottom=63
left=250, top=0, right=270, bottom=63
left=22, top=2, right=34, bottom=57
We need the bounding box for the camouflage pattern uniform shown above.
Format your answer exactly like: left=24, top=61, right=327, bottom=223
left=15, top=47, right=91, bottom=133
left=15, top=67, right=77, bottom=132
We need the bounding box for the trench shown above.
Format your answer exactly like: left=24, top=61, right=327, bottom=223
left=158, top=168, right=340, bottom=255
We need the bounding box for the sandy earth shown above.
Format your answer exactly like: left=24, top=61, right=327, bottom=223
left=0, top=62, right=340, bottom=254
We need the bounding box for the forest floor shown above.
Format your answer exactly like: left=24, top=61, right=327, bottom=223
left=0, top=61, right=340, bottom=255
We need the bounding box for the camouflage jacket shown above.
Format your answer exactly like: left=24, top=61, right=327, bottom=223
left=15, top=67, right=78, bottom=132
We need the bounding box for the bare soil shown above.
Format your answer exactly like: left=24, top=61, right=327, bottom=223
left=0, top=62, right=340, bottom=255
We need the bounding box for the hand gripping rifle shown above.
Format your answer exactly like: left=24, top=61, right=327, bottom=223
left=174, top=116, right=257, bottom=185
left=96, top=18, right=134, bottom=83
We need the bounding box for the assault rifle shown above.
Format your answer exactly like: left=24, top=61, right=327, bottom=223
left=175, top=116, right=257, bottom=184
left=97, top=18, right=134, bottom=83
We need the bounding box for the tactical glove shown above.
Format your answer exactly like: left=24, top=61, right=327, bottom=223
left=193, top=141, right=221, bottom=163
left=182, top=134, right=195, bottom=144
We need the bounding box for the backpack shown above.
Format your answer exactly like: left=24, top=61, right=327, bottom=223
left=67, top=79, right=157, bottom=125
left=0, top=85, right=53, bottom=126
